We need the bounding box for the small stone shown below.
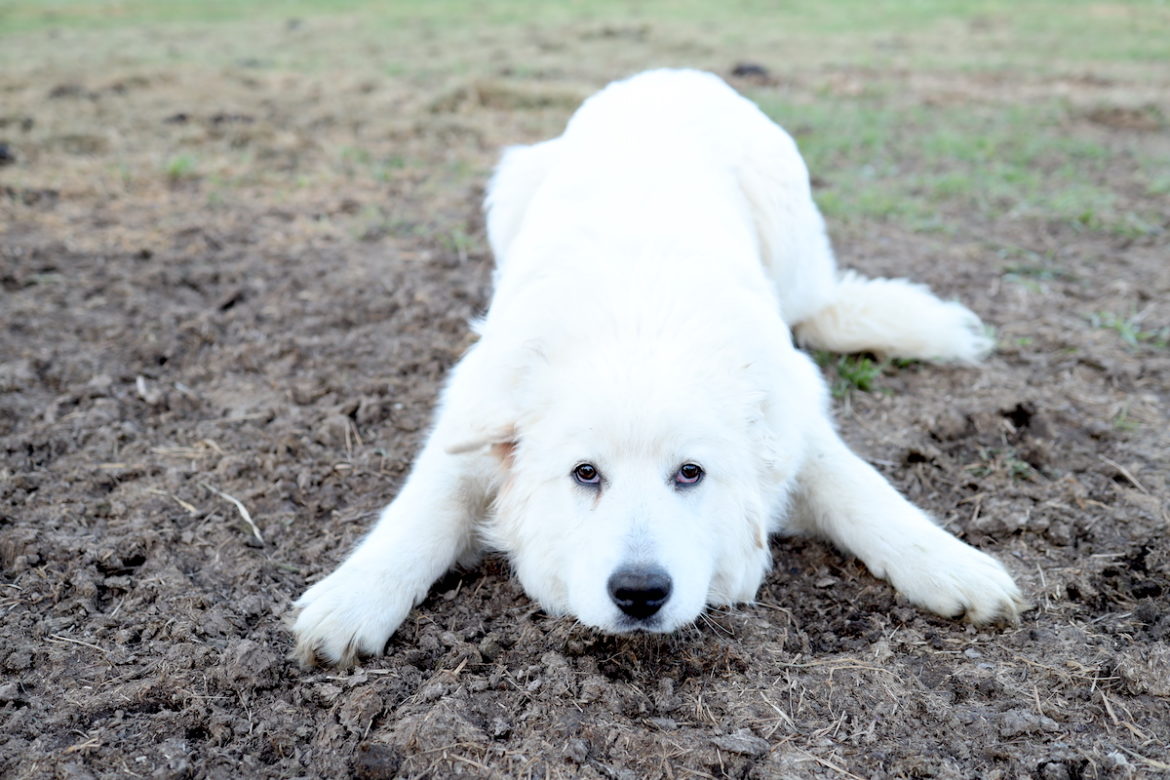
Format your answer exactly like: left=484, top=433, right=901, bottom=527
left=997, top=709, right=1060, bottom=738
left=712, top=728, right=770, bottom=757
left=563, top=738, right=589, bottom=764
left=489, top=716, right=511, bottom=739
left=0, top=681, right=22, bottom=702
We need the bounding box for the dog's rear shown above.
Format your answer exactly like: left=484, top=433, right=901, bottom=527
left=488, top=69, right=991, bottom=364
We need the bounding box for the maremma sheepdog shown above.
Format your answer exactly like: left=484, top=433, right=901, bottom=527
left=293, top=69, right=1025, bottom=666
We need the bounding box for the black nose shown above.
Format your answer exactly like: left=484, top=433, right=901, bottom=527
left=607, top=565, right=672, bottom=620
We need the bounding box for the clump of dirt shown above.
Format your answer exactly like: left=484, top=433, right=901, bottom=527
left=1083, top=104, right=1166, bottom=133
left=2, top=16, right=1169, bottom=780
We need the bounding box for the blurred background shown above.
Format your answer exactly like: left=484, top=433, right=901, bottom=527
left=3, top=0, right=1166, bottom=255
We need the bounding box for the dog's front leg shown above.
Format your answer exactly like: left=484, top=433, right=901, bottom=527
left=291, top=346, right=504, bottom=667
left=291, top=432, right=489, bottom=666
left=790, top=422, right=1026, bottom=623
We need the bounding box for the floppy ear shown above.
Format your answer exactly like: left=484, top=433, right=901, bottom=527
left=437, top=336, right=546, bottom=462
left=440, top=367, right=519, bottom=458
left=445, top=423, right=517, bottom=457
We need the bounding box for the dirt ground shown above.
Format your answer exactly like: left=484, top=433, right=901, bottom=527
left=2, top=10, right=1169, bottom=780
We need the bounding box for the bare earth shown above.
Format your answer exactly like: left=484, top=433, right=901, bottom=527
left=2, top=14, right=1169, bottom=780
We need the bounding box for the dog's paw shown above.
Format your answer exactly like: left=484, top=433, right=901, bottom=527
left=886, top=535, right=1026, bottom=624
left=291, top=563, right=414, bottom=667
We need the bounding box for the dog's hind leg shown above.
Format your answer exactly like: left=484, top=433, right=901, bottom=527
left=291, top=349, right=502, bottom=667
left=732, top=104, right=991, bottom=363
left=748, top=162, right=991, bottom=363
left=789, top=420, right=1025, bottom=623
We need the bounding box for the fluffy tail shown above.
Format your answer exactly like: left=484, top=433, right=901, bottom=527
left=793, top=271, right=993, bottom=363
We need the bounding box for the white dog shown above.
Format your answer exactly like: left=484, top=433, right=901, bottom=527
left=292, top=69, right=1024, bottom=666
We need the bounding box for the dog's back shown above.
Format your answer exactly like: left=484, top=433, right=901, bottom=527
left=487, top=68, right=991, bottom=363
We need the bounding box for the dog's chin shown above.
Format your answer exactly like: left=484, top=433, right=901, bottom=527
left=586, top=613, right=685, bottom=635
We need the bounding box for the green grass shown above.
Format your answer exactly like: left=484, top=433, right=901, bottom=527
left=445, top=227, right=477, bottom=263
left=757, top=95, right=1159, bottom=235
left=833, top=354, right=883, bottom=394
left=813, top=351, right=902, bottom=398
left=1089, top=311, right=1170, bottom=350
left=2, top=0, right=1167, bottom=57
left=965, top=447, right=1039, bottom=482
left=338, top=146, right=410, bottom=183
left=1112, top=402, right=1140, bottom=433
left=163, top=153, right=198, bottom=182
left=2, top=0, right=1165, bottom=236
left=3, top=0, right=1168, bottom=68
left=1001, top=255, right=1077, bottom=292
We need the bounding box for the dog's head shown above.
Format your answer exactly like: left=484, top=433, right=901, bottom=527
left=452, top=312, right=820, bottom=633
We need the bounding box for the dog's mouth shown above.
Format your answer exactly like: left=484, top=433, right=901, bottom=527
left=609, top=614, right=668, bottom=634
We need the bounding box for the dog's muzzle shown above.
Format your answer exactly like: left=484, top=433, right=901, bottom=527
left=607, top=564, right=672, bottom=620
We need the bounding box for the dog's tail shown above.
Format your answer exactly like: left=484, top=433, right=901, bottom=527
left=792, top=271, right=993, bottom=363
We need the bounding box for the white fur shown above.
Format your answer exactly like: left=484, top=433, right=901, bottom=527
left=292, top=69, right=1023, bottom=666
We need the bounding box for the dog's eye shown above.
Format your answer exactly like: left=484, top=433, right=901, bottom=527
left=573, top=463, right=601, bottom=486
left=675, top=463, right=704, bottom=486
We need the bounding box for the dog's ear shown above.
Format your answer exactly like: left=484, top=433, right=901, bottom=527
left=489, top=440, right=517, bottom=468
left=445, top=424, right=517, bottom=458
left=438, top=339, right=537, bottom=461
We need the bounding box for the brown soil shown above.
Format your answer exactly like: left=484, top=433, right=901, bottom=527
left=2, top=18, right=1169, bottom=780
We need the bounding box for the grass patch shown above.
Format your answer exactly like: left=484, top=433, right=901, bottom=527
left=813, top=351, right=904, bottom=398
left=2, top=0, right=1167, bottom=64
left=757, top=95, right=1158, bottom=235
left=164, top=154, right=198, bottom=182
left=1112, top=403, right=1140, bottom=433
left=965, top=447, right=1039, bottom=482
left=1002, top=264, right=1074, bottom=283
left=445, top=227, right=477, bottom=263
left=1089, top=311, right=1169, bottom=350
left=338, top=146, right=409, bottom=183
left=833, top=354, right=883, bottom=394
left=1, top=0, right=1165, bottom=239
left=4, top=1, right=1168, bottom=74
